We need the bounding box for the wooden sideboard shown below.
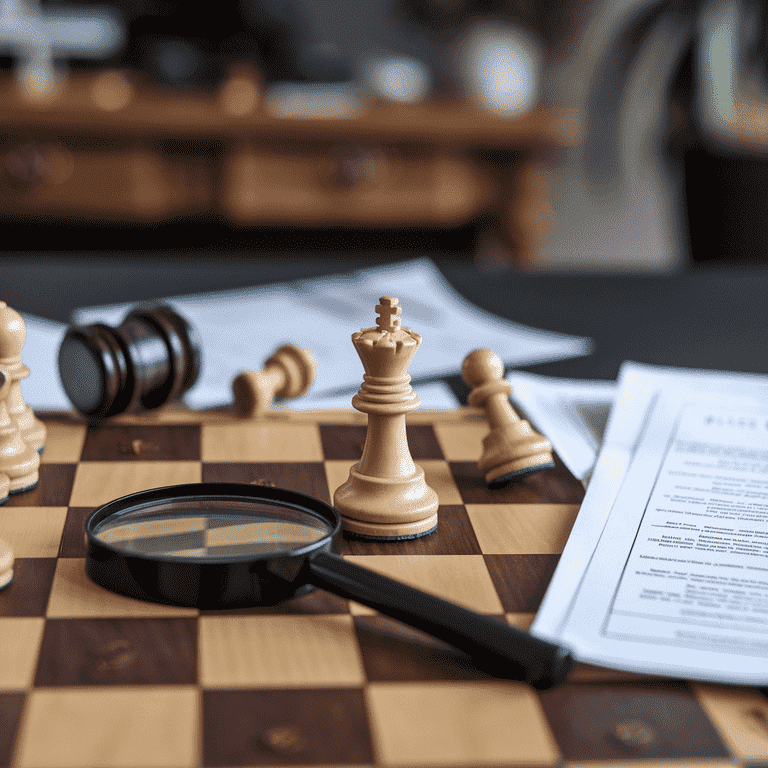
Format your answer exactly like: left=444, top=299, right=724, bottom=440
left=0, top=70, right=578, bottom=265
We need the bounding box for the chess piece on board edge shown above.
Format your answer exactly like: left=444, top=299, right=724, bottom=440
left=233, top=344, right=316, bottom=417
left=462, top=348, right=554, bottom=486
left=0, top=301, right=46, bottom=453
left=0, top=538, right=12, bottom=590
left=0, top=369, right=39, bottom=495
left=58, top=305, right=201, bottom=419
left=0, top=471, right=8, bottom=505
left=334, top=297, right=439, bottom=540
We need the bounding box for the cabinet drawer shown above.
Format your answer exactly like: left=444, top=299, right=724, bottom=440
left=0, top=136, right=214, bottom=221
left=221, top=142, right=495, bottom=226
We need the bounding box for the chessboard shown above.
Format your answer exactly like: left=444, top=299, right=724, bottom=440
left=1, top=407, right=766, bottom=768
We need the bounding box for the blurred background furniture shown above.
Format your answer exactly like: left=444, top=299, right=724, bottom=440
left=2, top=0, right=768, bottom=270
left=0, top=70, right=576, bottom=265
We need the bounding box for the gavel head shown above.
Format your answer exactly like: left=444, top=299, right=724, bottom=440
left=58, top=305, right=201, bottom=419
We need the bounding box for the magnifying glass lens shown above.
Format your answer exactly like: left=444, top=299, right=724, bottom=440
left=92, top=497, right=332, bottom=559
left=94, top=499, right=332, bottom=560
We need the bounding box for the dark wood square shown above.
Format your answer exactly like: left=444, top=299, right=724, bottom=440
left=59, top=507, right=93, bottom=558
left=202, top=462, right=330, bottom=504
left=0, top=558, right=56, bottom=617
left=0, top=693, right=24, bottom=768
left=354, top=615, right=495, bottom=682
left=5, top=463, right=77, bottom=507
left=449, top=457, right=584, bottom=504
left=342, top=505, right=481, bottom=555
left=80, top=424, right=201, bottom=461
left=538, top=682, right=730, bottom=761
left=319, top=424, right=444, bottom=461
left=34, top=618, right=197, bottom=687
left=319, top=425, right=367, bottom=460
left=203, top=688, right=374, bottom=766
left=484, top=554, right=560, bottom=612
left=404, top=424, right=444, bottom=459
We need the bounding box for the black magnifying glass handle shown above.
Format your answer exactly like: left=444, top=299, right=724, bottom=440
left=307, top=551, right=573, bottom=689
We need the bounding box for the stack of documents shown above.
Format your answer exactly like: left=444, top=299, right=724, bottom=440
left=530, top=362, right=768, bottom=684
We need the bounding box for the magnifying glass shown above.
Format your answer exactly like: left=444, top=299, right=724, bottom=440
left=86, top=483, right=573, bottom=689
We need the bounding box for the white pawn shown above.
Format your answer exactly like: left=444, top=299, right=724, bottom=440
left=0, top=302, right=46, bottom=453
left=0, top=368, right=39, bottom=494
left=462, top=348, right=554, bottom=486
left=232, top=344, right=316, bottom=417
left=0, top=538, right=13, bottom=590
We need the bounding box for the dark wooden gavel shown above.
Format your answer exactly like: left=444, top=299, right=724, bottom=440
left=58, top=305, right=201, bottom=418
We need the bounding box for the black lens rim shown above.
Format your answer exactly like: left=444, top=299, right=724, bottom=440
left=85, top=483, right=342, bottom=608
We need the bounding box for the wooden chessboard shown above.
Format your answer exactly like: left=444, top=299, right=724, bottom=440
left=1, top=407, right=766, bottom=767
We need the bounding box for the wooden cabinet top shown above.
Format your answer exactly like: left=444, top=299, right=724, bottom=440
left=0, top=71, right=579, bottom=148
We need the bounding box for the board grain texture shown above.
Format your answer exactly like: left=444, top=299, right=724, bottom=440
left=0, top=408, right=764, bottom=767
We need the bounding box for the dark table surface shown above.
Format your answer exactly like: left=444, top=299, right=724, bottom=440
left=4, top=252, right=765, bottom=396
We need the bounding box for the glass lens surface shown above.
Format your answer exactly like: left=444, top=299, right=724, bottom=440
left=92, top=497, right=332, bottom=559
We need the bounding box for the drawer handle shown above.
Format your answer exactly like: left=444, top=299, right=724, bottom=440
left=3, top=142, right=74, bottom=188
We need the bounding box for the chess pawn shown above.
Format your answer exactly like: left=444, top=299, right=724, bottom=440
left=0, top=471, right=8, bottom=505
left=0, top=538, right=12, bottom=590
left=462, top=348, right=554, bottom=486
left=0, top=302, right=46, bottom=453
left=0, top=369, right=39, bottom=494
left=232, top=344, right=316, bottom=417
left=334, top=297, right=439, bottom=540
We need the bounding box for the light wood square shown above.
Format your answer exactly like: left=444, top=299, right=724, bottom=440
left=344, top=555, right=504, bottom=614
left=0, top=617, right=44, bottom=688
left=433, top=422, right=486, bottom=461
left=0, top=507, right=67, bottom=557
left=694, top=684, right=768, bottom=761
left=40, top=421, right=87, bottom=463
left=201, top=422, right=323, bottom=462
left=466, top=504, right=580, bottom=554
left=420, top=460, right=461, bottom=504
left=46, top=558, right=198, bottom=618
left=69, top=461, right=201, bottom=507
left=366, top=681, right=560, bottom=766
left=16, top=687, right=198, bottom=768
left=325, top=460, right=356, bottom=500
left=199, top=614, right=365, bottom=688
left=324, top=460, right=460, bottom=506
left=506, top=612, right=536, bottom=631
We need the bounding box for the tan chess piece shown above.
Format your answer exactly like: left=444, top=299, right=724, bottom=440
left=0, top=471, right=8, bottom=505
left=0, top=368, right=39, bottom=494
left=0, top=538, right=13, bottom=589
left=462, top=348, right=554, bottom=486
left=0, top=301, right=46, bottom=453
left=334, top=297, right=439, bottom=540
left=232, top=344, right=316, bottom=417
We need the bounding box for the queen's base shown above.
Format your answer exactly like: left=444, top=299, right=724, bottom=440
left=334, top=463, right=439, bottom=540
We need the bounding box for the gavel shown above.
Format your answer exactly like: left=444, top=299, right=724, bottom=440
left=58, top=305, right=201, bottom=419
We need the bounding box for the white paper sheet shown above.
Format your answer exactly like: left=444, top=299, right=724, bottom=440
left=284, top=381, right=459, bottom=412
left=506, top=371, right=615, bottom=483
left=17, top=314, right=70, bottom=412
left=533, top=362, right=768, bottom=682
left=72, top=259, right=591, bottom=410
left=555, top=391, right=768, bottom=683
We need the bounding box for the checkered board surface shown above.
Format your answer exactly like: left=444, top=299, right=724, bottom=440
left=2, top=408, right=767, bottom=768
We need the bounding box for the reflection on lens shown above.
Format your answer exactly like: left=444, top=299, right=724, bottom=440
left=95, top=511, right=330, bottom=559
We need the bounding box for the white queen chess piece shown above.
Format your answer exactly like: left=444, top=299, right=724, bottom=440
left=334, top=297, right=439, bottom=540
